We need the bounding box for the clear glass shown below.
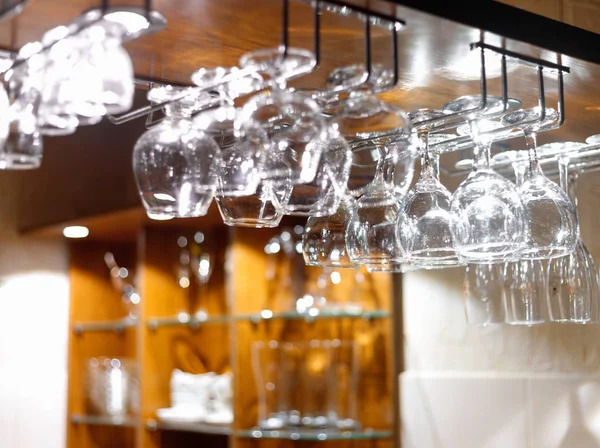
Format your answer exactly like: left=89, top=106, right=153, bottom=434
left=78, top=21, right=134, bottom=116
left=450, top=122, right=526, bottom=263
left=397, top=128, right=457, bottom=268
left=86, top=357, right=139, bottom=419
left=37, top=27, right=81, bottom=135
left=463, top=263, right=505, bottom=325
left=216, top=181, right=286, bottom=228
left=133, top=86, right=220, bottom=219
left=195, top=67, right=266, bottom=198
left=303, top=197, right=359, bottom=268
left=547, top=161, right=595, bottom=323
left=236, top=89, right=325, bottom=187
left=252, top=341, right=289, bottom=430
left=239, top=47, right=316, bottom=85
left=346, top=164, right=402, bottom=270
left=253, top=340, right=359, bottom=432
left=504, top=259, right=546, bottom=325
left=502, top=109, right=578, bottom=259
left=276, top=127, right=352, bottom=216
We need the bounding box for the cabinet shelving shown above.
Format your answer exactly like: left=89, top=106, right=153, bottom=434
left=73, top=317, right=137, bottom=334
left=70, top=414, right=138, bottom=428
left=66, top=227, right=394, bottom=448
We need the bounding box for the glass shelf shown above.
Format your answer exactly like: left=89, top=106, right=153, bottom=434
left=71, top=414, right=137, bottom=428
left=236, top=428, right=393, bottom=441
left=147, top=312, right=229, bottom=330
left=235, top=309, right=390, bottom=323
left=73, top=317, right=137, bottom=334
left=146, top=419, right=232, bottom=436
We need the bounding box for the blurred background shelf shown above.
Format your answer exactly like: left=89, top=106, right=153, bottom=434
left=235, top=309, right=390, bottom=323
left=146, top=419, right=232, bottom=436
left=73, top=317, right=137, bottom=334
left=70, top=414, right=138, bottom=428
left=147, top=313, right=229, bottom=330
left=236, top=428, right=393, bottom=441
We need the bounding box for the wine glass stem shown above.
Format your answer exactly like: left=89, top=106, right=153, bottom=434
left=469, top=120, right=491, bottom=169
left=524, top=131, right=540, bottom=176
left=417, top=128, right=433, bottom=177
left=559, top=157, right=579, bottom=211
left=430, top=154, right=440, bottom=180
left=512, top=161, right=527, bottom=187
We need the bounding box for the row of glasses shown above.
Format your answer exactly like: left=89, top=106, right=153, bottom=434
left=2, top=16, right=136, bottom=169
left=465, top=144, right=599, bottom=325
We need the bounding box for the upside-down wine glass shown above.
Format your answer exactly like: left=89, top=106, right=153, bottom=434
left=503, top=159, right=546, bottom=325
left=449, top=95, right=527, bottom=264
left=133, top=86, right=220, bottom=220
left=396, top=109, right=458, bottom=268
left=302, top=196, right=359, bottom=269
left=345, top=145, right=404, bottom=271
left=463, top=263, right=506, bottom=325
left=501, top=108, right=578, bottom=259
left=546, top=155, right=598, bottom=323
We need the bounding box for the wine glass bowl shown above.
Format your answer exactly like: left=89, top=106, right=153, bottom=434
left=133, top=86, right=220, bottom=219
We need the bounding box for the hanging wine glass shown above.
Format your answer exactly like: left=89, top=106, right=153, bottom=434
left=463, top=263, right=505, bottom=325
left=275, top=126, right=352, bottom=217
left=546, top=156, right=597, bottom=323
left=449, top=96, right=527, bottom=264
left=328, top=65, right=413, bottom=199
left=396, top=110, right=458, bottom=268
left=193, top=66, right=266, bottom=198
left=502, top=158, right=546, bottom=325
left=303, top=196, right=359, bottom=269
left=133, top=86, right=220, bottom=220
left=504, top=258, right=547, bottom=325
left=501, top=108, right=577, bottom=259
left=345, top=146, right=403, bottom=271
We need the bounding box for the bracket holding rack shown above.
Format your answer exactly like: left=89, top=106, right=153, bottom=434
left=426, top=42, right=569, bottom=153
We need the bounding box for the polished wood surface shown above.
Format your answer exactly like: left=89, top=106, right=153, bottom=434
left=139, top=226, right=230, bottom=448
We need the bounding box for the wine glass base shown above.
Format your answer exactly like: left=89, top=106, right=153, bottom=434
left=520, top=245, right=576, bottom=260
left=457, top=242, right=524, bottom=264
left=506, top=320, right=545, bottom=326
left=221, top=218, right=281, bottom=228
left=549, top=318, right=593, bottom=324
left=304, top=260, right=360, bottom=269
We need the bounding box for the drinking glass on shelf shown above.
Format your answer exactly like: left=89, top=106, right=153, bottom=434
left=449, top=97, right=527, bottom=264
left=86, top=357, right=138, bottom=419
left=463, top=263, right=505, bottom=325
left=303, top=196, right=359, bottom=268
left=546, top=157, right=597, bottom=323
left=397, top=110, right=458, bottom=268
left=133, top=86, right=220, bottom=219
left=252, top=341, right=291, bottom=430
left=501, top=108, right=578, bottom=259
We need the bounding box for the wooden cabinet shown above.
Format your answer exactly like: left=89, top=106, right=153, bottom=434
left=65, top=219, right=396, bottom=448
